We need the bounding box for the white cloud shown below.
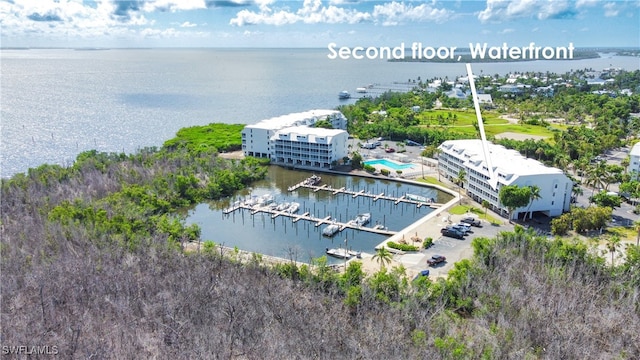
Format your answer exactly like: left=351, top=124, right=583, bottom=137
left=478, top=0, right=576, bottom=22
left=603, top=2, right=619, bottom=17
left=180, top=21, right=198, bottom=27
left=499, top=28, right=515, bottom=34
left=142, top=0, right=207, bottom=12
left=230, top=0, right=453, bottom=27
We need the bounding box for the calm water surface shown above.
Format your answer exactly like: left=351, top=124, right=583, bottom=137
left=2, top=48, right=639, bottom=177
left=186, top=166, right=453, bottom=264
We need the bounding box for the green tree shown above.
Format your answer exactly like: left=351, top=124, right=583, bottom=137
left=481, top=199, right=490, bottom=217
left=456, top=169, right=466, bottom=205
left=525, top=185, right=542, bottom=221
left=499, top=185, right=531, bottom=222
left=351, top=152, right=363, bottom=169
left=589, top=191, right=622, bottom=208
left=606, top=234, right=622, bottom=267
left=372, top=247, right=393, bottom=270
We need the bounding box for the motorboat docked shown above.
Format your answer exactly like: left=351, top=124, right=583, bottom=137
left=373, top=223, right=387, bottom=230
left=286, top=202, right=300, bottom=213
left=326, top=248, right=350, bottom=259
left=326, top=248, right=361, bottom=259
left=322, top=224, right=340, bottom=237
left=338, top=90, right=351, bottom=99
left=303, top=174, right=322, bottom=186
left=256, top=193, right=275, bottom=206
left=275, top=202, right=290, bottom=211
left=406, top=193, right=435, bottom=203
left=353, top=213, right=371, bottom=226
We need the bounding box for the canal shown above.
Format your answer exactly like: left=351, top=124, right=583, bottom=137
left=186, top=166, right=454, bottom=264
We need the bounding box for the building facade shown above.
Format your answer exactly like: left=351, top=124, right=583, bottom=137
left=629, top=142, right=640, bottom=180
left=438, top=139, right=573, bottom=219
left=241, top=110, right=349, bottom=169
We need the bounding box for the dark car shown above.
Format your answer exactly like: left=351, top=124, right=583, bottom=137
left=460, top=217, right=482, bottom=227
left=413, top=269, right=430, bottom=281
left=427, top=255, right=446, bottom=266
left=385, top=148, right=395, bottom=153
left=441, top=228, right=464, bottom=239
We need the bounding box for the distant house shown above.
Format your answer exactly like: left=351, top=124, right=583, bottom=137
left=630, top=142, right=640, bottom=180
left=477, top=94, right=493, bottom=106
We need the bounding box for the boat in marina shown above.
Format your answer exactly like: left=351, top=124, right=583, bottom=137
left=353, top=213, right=371, bottom=226
left=256, top=193, right=275, bottom=206
left=322, top=224, right=340, bottom=237
left=286, top=202, right=300, bottom=213
left=303, top=174, right=322, bottom=186
left=326, top=248, right=350, bottom=259
left=275, top=202, right=290, bottom=211
left=406, top=193, right=434, bottom=203
left=373, top=223, right=387, bottom=230
left=338, top=90, right=351, bottom=99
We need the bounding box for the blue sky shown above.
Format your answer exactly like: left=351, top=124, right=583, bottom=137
left=1, top=0, right=639, bottom=48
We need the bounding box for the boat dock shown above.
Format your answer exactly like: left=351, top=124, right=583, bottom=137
left=223, top=203, right=397, bottom=236
left=287, top=183, right=442, bottom=208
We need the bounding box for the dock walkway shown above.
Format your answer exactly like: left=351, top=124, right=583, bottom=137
left=223, top=203, right=397, bottom=236
left=288, top=183, right=442, bottom=208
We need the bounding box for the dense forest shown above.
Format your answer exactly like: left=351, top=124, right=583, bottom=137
left=2, top=124, right=639, bottom=358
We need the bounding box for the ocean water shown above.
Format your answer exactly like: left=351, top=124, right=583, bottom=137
left=2, top=48, right=639, bottom=177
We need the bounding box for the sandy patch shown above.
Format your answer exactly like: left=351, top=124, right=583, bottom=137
left=218, top=150, right=245, bottom=160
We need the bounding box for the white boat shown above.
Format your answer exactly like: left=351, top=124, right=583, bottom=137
left=276, top=202, right=290, bottom=211
left=356, top=87, right=367, bottom=93
left=353, top=213, right=371, bottom=226
left=303, top=174, right=322, bottom=185
left=338, top=90, right=351, bottom=99
left=322, top=224, right=340, bottom=237
left=373, top=224, right=387, bottom=230
left=326, top=248, right=351, bottom=259
left=287, top=202, right=300, bottom=213
left=256, top=193, right=274, bottom=206
left=406, top=193, right=434, bottom=203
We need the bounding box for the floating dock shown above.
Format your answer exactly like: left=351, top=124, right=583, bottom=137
left=223, top=203, right=397, bottom=236
left=287, top=183, right=442, bottom=208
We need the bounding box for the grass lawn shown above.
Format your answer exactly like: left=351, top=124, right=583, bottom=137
left=416, top=109, right=560, bottom=140
left=607, top=226, right=640, bottom=242
left=417, top=176, right=446, bottom=187
left=449, top=204, right=501, bottom=224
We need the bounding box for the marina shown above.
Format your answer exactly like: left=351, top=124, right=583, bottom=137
left=287, top=181, right=442, bottom=208
left=188, top=167, right=453, bottom=264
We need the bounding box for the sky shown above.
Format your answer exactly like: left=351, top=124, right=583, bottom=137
left=1, top=0, right=639, bottom=48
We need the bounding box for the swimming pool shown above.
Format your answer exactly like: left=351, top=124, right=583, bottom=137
left=363, top=159, right=416, bottom=170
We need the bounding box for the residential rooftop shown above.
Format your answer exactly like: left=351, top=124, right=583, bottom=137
left=247, top=109, right=342, bottom=130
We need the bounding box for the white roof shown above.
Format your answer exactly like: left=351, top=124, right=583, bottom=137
left=273, top=126, right=346, bottom=143
left=439, top=139, right=566, bottom=184
left=246, top=109, right=341, bottom=130
left=630, top=142, right=640, bottom=157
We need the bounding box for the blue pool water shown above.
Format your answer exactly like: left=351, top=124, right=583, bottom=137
left=364, top=159, right=416, bottom=170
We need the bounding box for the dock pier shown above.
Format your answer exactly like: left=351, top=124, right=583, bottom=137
left=289, top=183, right=442, bottom=208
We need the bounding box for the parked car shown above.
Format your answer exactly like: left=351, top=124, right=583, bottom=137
left=455, top=223, right=472, bottom=231
left=446, top=225, right=470, bottom=234
left=441, top=228, right=464, bottom=239
left=460, top=217, right=482, bottom=227
left=413, top=269, right=430, bottom=281
left=385, top=148, right=396, bottom=153
left=427, top=255, right=446, bottom=266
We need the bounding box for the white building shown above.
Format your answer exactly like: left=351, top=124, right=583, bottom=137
left=438, top=139, right=573, bottom=219
left=241, top=109, right=349, bottom=169
left=272, top=127, right=348, bottom=169
left=630, top=142, right=640, bottom=180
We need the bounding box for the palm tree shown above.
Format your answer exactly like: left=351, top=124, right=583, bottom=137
left=372, top=247, right=393, bottom=270
left=524, top=185, right=541, bottom=221
left=456, top=169, right=466, bottom=205
left=482, top=199, right=490, bottom=218
left=606, top=234, right=621, bottom=267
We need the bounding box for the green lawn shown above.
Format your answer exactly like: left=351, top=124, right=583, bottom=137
left=449, top=204, right=501, bottom=224
left=416, top=176, right=446, bottom=187
left=416, top=109, right=559, bottom=140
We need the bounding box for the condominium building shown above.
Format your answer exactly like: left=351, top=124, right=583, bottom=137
left=438, top=139, right=573, bottom=219
left=272, top=126, right=348, bottom=169
left=241, top=110, right=349, bottom=169
left=629, top=142, right=640, bottom=180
